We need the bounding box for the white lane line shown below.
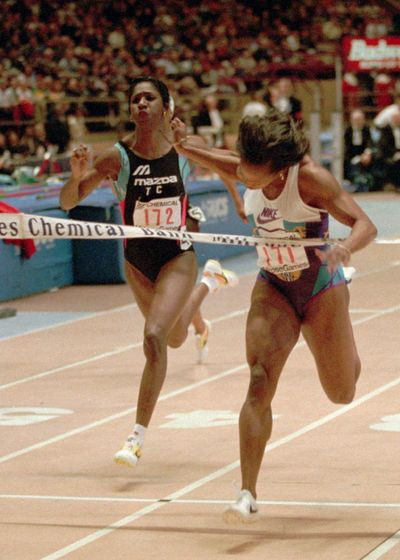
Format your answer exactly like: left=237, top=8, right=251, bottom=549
left=2, top=302, right=399, bottom=393
left=1, top=494, right=400, bottom=509
left=0, top=342, right=143, bottom=391
left=0, top=363, right=247, bottom=464
left=2, top=305, right=400, bottom=462
left=362, top=529, right=400, bottom=559
left=0, top=303, right=138, bottom=343
left=2, top=257, right=398, bottom=343
left=0, top=308, right=248, bottom=392
left=354, top=260, right=400, bottom=280
left=39, top=372, right=400, bottom=560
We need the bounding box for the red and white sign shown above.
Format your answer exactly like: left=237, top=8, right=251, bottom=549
left=343, top=36, right=400, bottom=71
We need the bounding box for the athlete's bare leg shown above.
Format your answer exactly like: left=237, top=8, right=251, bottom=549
left=186, top=214, right=208, bottom=339
left=301, top=284, right=361, bottom=404
left=239, top=279, right=301, bottom=498
left=125, top=252, right=209, bottom=426
left=191, top=308, right=207, bottom=337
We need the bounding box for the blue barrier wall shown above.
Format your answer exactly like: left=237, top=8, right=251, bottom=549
left=187, top=180, right=252, bottom=264
left=0, top=179, right=252, bottom=300
left=69, top=189, right=126, bottom=284
left=0, top=196, right=73, bottom=301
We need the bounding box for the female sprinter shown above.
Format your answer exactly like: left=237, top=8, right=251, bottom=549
left=171, top=108, right=377, bottom=522
left=60, top=77, right=238, bottom=467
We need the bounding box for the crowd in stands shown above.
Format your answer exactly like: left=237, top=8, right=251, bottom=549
left=344, top=100, right=400, bottom=192
left=0, top=0, right=399, bottom=192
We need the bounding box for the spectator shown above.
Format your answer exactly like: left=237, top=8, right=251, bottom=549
left=264, top=78, right=303, bottom=121
left=275, top=77, right=302, bottom=120
left=14, top=76, right=35, bottom=121
left=45, top=103, right=71, bottom=154
left=374, top=94, right=400, bottom=129
left=0, top=79, right=15, bottom=122
left=376, top=108, right=400, bottom=192
left=242, top=88, right=268, bottom=118
left=0, top=132, right=13, bottom=175
left=67, top=104, right=88, bottom=144
left=191, top=94, right=225, bottom=147
left=21, top=123, right=49, bottom=158
left=344, top=109, right=377, bottom=192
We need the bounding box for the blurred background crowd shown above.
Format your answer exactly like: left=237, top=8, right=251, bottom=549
left=1, top=0, right=400, bottom=191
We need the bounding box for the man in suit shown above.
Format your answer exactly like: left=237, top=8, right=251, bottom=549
left=191, top=94, right=224, bottom=147
left=377, top=108, right=400, bottom=191
left=343, top=109, right=376, bottom=191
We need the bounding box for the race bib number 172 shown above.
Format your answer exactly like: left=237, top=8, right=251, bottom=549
left=133, top=196, right=181, bottom=229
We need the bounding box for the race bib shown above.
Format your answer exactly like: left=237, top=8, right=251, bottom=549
left=133, top=196, right=181, bottom=229
left=256, top=243, right=310, bottom=279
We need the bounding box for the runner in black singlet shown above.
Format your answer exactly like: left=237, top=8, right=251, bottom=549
left=60, top=77, right=239, bottom=468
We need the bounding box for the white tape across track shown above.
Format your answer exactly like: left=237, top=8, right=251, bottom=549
left=0, top=212, right=342, bottom=247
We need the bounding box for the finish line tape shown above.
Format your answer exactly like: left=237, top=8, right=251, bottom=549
left=0, top=212, right=397, bottom=247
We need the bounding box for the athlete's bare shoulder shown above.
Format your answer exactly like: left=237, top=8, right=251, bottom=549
left=298, top=155, right=341, bottom=206
left=121, top=131, right=136, bottom=148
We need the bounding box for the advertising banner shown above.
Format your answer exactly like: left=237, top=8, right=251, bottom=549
left=343, top=36, right=400, bottom=71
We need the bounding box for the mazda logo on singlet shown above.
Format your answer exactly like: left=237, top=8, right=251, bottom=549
left=132, top=164, right=151, bottom=176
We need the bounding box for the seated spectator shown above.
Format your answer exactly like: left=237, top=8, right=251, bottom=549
left=376, top=108, right=400, bottom=192
left=242, top=88, right=267, bottom=118
left=191, top=94, right=225, bottom=147
left=0, top=132, right=13, bottom=175
left=275, top=78, right=302, bottom=120
left=0, top=79, right=15, bottom=123
left=20, top=124, right=49, bottom=159
left=264, top=79, right=302, bottom=121
left=344, top=109, right=377, bottom=192
left=374, top=94, right=400, bottom=129
left=14, top=76, right=35, bottom=121
left=67, top=104, right=88, bottom=145
left=45, top=103, right=71, bottom=154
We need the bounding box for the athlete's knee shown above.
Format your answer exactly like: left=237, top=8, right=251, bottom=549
left=328, top=383, right=356, bottom=404
left=327, top=361, right=360, bottom=404
left=247, top=362, right=275, bottom=405
left=167, top=330, right=187, bottom=349
left=143, top=326, right=167, bottom=361
left=167, top=320, right=188, bottom=349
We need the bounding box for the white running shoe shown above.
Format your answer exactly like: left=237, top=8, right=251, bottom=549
left=343, top=266, right=356, bottom=284
left=114, top=434, right=142, bottom=467
left=195, top=319, right=211, bottom=364
left=202, top=259, right=239, bottom=293
left=223, top=490, right=259, bottom=524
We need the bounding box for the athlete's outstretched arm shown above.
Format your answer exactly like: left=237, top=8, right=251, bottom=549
left=172, top=118, right=239, bottom=181
left=302, top=164, right=377, bottom=271
left=60, top=146, right=120, bottom=210
left=181, top=132, right=246, bottom=222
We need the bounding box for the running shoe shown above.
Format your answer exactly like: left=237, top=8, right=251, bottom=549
left=195, top=319, right=211, bottom=364
left=114, top=434, right=142, bottom=467
left=202, top=259, right=239, bottom=291
left=223, top=490, right=258, bottom=524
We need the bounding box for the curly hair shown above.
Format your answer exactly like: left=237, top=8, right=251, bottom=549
left=237, top=108, right=309, bottom=170
left=128, top=77, right=170, bottom=109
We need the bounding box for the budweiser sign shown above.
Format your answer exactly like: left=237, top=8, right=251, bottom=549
left=343, top=37, right=400, bottom=71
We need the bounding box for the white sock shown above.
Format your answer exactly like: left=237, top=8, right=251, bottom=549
left=200, top=275, right=219, bottom=293
left=131, top=423, right=147, bottom=446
